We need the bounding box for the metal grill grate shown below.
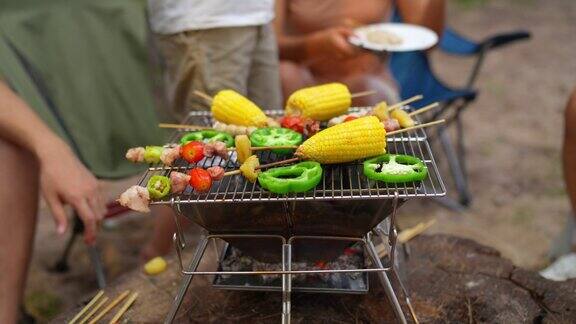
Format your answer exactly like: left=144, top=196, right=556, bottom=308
left=140, top=109, right=446, bottom=204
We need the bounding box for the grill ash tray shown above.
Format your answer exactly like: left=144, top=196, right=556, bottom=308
left=213, top=243, right=369, bottom=294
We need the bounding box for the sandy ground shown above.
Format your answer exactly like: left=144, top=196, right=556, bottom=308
left=22, top=0, right=576, bottom=321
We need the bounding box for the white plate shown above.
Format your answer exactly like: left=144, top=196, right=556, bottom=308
left=349, top=23, right=438, bottom=52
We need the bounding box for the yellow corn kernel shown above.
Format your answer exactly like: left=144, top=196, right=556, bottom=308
left=144, top=257, right=167, bottom=275
left=390, top=109, right=415, bottom=128
left=212, top=90, right=268, bottom=127
left=285, top=83, right=351, bottom=121
left=296, top=116, right=386, bottom=164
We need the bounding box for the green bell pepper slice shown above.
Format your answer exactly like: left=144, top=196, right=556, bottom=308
left=144, top=146, right=164, bottom=164
left=363, top=154, right=428, bottom=183
left=146, top=175, right=171, bottom=199
left=180, top=130, right=234, bottom=147
left=258, top=161, right=323, bottom=194
left=250, top=127, right=302, bottom=155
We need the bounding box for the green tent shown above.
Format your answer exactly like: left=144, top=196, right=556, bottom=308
left=0, top=0, right=165, bottom=179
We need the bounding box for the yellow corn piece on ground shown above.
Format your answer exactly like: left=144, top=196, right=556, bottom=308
left=285, top=83, right=351, bottom=121
left=212, top=90, right=268, bottom=127
left=296, top=116, right=386, bottom=164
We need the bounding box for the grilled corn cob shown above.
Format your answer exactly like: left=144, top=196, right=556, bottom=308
left=212, top=90, right=268, bottom=127
left=285, top=83, right=351, bottom=121
left=296, top=116, right=386, bottom=164
left=390, top=109, right=415, bottom=128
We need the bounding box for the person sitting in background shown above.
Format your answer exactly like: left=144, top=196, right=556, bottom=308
left=148, top=0, right=282, bottom=120
left=275, top=0, right=445, bottom=105
left=541, top=88, right=576, bottom=281
left=143, top=0, right=282, bottom=257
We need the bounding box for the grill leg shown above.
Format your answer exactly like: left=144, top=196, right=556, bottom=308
left=281, top=243, right=292, bottom=324
left=366, top=237, right=408, bottom=324
left=164, top=235, right=209, bottom=324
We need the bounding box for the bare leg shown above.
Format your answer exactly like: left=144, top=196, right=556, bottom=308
left=279, top=60, right=315, bottom=99
left=563, top=88, right=576, bottom=245
left=0, top=139, right=39, bottom=324
left=140, top=206, right=179, bottom=261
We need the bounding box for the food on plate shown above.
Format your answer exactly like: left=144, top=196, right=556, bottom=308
left=118, top=185, right=150, bottom=212
left=203, top=141, right=229, bottom=160
left=213, top=121, right=258, bottom=136
left=285, top=82, right=351, bottom=121
left=250, top=127, right=302, bottom=155
left=144, top=257, right=167, bottom=275
left=390, top=109, right=415, bottom=128
left=296, top=116, right=386, bottom=164
left=188, top=168, right=212, bottom=192
left=170, top=172, right=191, bottom=194
left=258, top=161, right=322, bottom=194
left=212, top=90, right=268, bottom=127
left=180, top=141, right=205, bottom=163
left=146, top=175, right=171, bottom=199
left=363, top=154, right=427, bottom=183
left=207, top=166, right=225, bottom=181
left=234, top=135, right=252, bottom=164
left=365, top=29, right=403, bottom=46
left=239, top=155, right=260, bottom=182
left=180, top=130, right=234, bottom=147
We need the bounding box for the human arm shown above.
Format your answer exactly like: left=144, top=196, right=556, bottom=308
left=273, top=0, right=358, bottom=62
left=397, top=0, right=446, bottom=36
left=0, top=80, right=105, bottom=244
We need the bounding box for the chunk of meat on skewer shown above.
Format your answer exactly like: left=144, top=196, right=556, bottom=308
left=126, top=147, right=145, bottom=163
left=160, top=145, right=181, bottom=166
left=170, top=172, right=191, bottom=194
left=383, top=119, right=401, bottom=132
left=204, top=141, right=229, bottom=160
left=118, top=185, right=150, bottom=212
left=207, top=166, right=225, bottom=181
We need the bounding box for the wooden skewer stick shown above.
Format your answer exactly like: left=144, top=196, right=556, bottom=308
left=407, top=102, right=439, bottom=117
left=79, top=296, right=109, bottom=324
left=158, top=123, right=212, bottom=130
left=387, top=95, right=424, bottom=112
left=69, top=290, right=104, bottom=324
left=387, top=119, right=445, bottom=136
left=193, top=90, right=214, bottom=104
left=109, top=292, right=139, bottom=324
left=350, top=90, right=377, bottom=99
left=88, top=291, right=131, bottom=324
left=224, top=157, right=300, bottom=176
left=226, top=145, right=299, bottom=151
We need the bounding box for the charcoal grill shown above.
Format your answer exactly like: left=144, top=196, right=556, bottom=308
left=139, top=109, right=446, bottom=323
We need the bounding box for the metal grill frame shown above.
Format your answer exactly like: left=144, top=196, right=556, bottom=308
left=139, top=108, right=446, bottom=205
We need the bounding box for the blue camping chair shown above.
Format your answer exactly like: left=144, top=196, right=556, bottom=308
left=389, top=22, right=530, bottom=210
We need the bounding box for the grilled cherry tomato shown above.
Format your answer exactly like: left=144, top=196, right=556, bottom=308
left=188, top=168, right=212, bottom=192
left=280, top=116, right=304, bottom=134
left=180, top=141, right=205, bottom=163
left=343, top=115, right=358, bottom=122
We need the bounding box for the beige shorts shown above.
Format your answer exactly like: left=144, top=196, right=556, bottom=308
left=156, top=23, right=282, bottom=122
